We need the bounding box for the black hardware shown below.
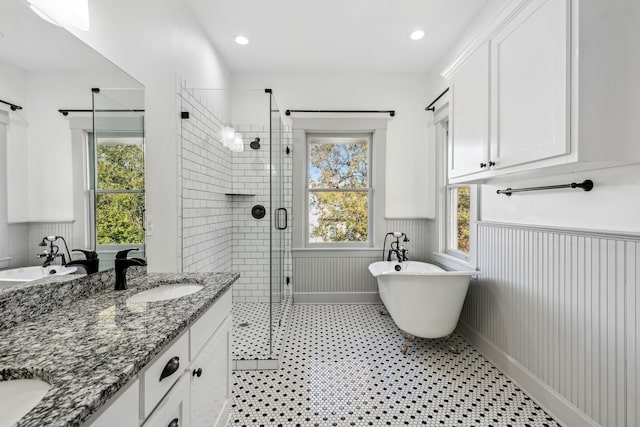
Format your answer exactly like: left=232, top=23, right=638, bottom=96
left=192, top=368, right=202, bottom=377
left=91, top=88, right=100, bottom=94
left=275, top=208, right=288, bottom=230
left=285, top=109, right=395, bottom=117
left=58, top=108, right=145, bottom=116
left=0, top=99, right=22, bottom=111
left=489, top=161, right=496, bottom=167
left=65, top=249, right=99, bottom=274
left=480, top=163, right=487, bottom=168
left=114, top=248, right=146, bottom=290
left=425, top=87, right=450, bottom=112
left=181, top=111, right=190, bottom=119
left=251, top=205, right=266, bottom=219
left=168, top=418, right=179, bottom=427
left=159, top=357, right=180, bottom=381
left=285, top=146, right=290, bottom=155
left=250, top=138, right=261, bottom=149
left=497, top=179, right=594, bottom=196
left=265, top=88, right=272, bottom=93
left=286, top=277, right=290, bottom=285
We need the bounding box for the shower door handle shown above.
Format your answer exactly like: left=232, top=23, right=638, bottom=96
left=275, top=208, right=288, bottom=230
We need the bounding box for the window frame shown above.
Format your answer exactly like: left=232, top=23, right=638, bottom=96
left=433, top=110, right=478, bottom=270
left=305, top=132, right=374, bottom=248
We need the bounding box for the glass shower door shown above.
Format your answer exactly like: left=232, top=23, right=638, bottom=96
left=270, top=92, right=285, bottom=353
left=91, top=88, right=145, bottom=270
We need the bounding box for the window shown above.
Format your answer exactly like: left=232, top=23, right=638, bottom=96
left=88, top=133, right=145, bottom=247
left=447, top=185, right=470, bottom=258
left=306, top=134, right=371, bottom=246
left=434, top=117, right=477, bottom=268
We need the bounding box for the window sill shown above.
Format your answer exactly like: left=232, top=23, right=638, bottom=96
left=431, top=252, right=477, bottom=272
left=293, top=247, right=384, bottom=258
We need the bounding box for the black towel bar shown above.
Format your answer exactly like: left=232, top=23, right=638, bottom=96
left=497, top=180, right=594, bottom=196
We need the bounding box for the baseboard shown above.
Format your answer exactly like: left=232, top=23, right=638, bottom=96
left=294, top=292, right=381, bottom=304
left=457, top=321, right=599, bottom=427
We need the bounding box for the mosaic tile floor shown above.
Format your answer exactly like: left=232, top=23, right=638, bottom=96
left=233, top=297, right=292, bottom=360
left=231, top=304, right=560, bottom=426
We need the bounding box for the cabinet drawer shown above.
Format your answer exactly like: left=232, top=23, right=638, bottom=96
left=141, top=332, right=189, bottom=419
left=190, top=289, right=231, bottom=358
left=143, top=372, right=190, bottom=427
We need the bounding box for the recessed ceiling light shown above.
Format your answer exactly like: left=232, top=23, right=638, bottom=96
left=234, top=35, right=249, bottom=45
left=409, top=30, right=425, bottom=41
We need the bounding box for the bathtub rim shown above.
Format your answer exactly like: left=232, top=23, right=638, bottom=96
left=368, top=261, right=476, bottom=278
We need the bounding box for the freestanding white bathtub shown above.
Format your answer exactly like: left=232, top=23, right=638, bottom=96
left=369, top=261, right=475, bottom=351
left=0, top=265, right=78, bottom=288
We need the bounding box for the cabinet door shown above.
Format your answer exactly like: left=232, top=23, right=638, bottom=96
left=490, top=0, right=570, bottom=169
left=89, top=380, right=139, bottom=427
left=143, top=373, right=190, bottom=427
left=190, top=316, right=231, bottom=427
left=448, top=42, right=490, bottom=179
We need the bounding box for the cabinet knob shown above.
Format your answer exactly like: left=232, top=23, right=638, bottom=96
left=168, top=418, right=179, bottom=427
left=480, top=162, right=487, bottom=168
left=489, top=161, right=496, bottom=167
left=159, top=356, right=180, bottom=382
left=192, top=367, right=203, bottom=377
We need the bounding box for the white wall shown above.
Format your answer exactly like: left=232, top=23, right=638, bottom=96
left=231, top=72, right=434, bottom=219
left=62, top=0, right=231, bottom=272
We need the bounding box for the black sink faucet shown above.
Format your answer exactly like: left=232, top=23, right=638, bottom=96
left=114, top=248, right=147, bottom=291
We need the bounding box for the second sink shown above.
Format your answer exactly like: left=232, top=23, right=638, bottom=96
left=127, top=284, right=203, bottom=303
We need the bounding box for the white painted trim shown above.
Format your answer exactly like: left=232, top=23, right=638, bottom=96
left=0, top=110, right=9, bottom=125
left=457, top=321, right=599, bottom=427
left=478, top=220, right=640, bottom=240
left=431, top=252, right=477, bottom=272
left=292, top=248, right=383, bottom=258
left=294, top=292, right=381, bottom=304
left=441, top=0, right=534, bottom=79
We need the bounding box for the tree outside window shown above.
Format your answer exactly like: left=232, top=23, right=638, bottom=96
left=307, top=135, right=371, bottom=244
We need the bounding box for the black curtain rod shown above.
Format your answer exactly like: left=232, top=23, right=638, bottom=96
left=58, top=108, right=145, bottom=116
left=425, top=87, right=450, bottom=112
left=497, top=179, right=594, bottom=196
left=285, top=109, right=395, bottom=117
left=1, top=99, right=23, bottom=111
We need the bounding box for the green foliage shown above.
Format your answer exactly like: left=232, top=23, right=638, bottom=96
left=96, top=144, right=145, bottom=245
left=456, top=186, right=470, bottom=253
left=308, top=141, right=369, bottom=242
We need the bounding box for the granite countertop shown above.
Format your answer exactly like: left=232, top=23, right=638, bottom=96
left=0, top=271, right=239, bottom=427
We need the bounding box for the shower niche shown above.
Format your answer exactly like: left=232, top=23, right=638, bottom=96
left=177, top=83, right=292, bottom=367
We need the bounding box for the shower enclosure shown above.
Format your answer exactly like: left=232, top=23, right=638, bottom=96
left=177, top=83, right=292, bottom=364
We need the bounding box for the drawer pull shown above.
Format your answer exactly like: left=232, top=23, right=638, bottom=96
left=192, top=367, right=202, bottom=377
left=168, top=418, right=179, bottom=427
left=159, top=356, right=180, bottom=381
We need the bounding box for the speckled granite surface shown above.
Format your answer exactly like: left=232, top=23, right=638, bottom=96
left=0, top=271, right=238, bottom=427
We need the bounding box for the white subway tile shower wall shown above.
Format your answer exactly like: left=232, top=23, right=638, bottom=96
left=179, top=82, right=233, bottom=273
left=231, top=128, right=293, bottom=303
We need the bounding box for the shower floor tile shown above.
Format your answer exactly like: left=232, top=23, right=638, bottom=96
left=233, top=296, right=292, bottom=360
left=230, top=304, right=560, bottom=426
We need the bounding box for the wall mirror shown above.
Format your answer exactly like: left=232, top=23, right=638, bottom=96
left=0, top=0, right=145, bottom=280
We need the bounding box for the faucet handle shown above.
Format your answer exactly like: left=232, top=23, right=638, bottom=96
left=115, top=248, right=140, bottom=259
left=72, top=249, right=99, bottom=259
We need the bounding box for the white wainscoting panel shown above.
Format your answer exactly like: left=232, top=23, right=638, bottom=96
left=293, top=219, right=429, bottom=303
left=461, top=222, right=639, bottom=427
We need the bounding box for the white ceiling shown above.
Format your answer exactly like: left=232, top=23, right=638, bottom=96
left=0, top=0, right=125, bottom=72
left=184, top=0, right=491, bottom=73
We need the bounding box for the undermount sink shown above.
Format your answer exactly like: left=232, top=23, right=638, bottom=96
left=127, top=284, right=203, bottom=303
left=0, top=378, right=51, bottom=426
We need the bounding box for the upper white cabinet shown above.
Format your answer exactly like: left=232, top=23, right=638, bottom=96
left=490, top=0, right=570, bottom=169
left=443, top=0, right=640, bottom=183
left=448, top=42, right=490, bottom=178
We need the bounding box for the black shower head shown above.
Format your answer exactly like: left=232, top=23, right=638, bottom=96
left=250, top=138, right=261, bottom=149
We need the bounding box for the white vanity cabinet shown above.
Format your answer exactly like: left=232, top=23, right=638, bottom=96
left=85, top=289, right=232, bottom=427
left=443, top=0, right=640, bottom=183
